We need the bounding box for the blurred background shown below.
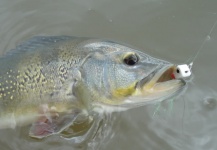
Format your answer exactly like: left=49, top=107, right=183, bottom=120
left=0, top=0, right=217, bottom=150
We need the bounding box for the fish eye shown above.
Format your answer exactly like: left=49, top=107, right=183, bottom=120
left=123, top=53, right=139, bottom=66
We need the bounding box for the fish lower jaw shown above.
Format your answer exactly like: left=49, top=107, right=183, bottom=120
left=142, top=79, right=185, bottom=93
left=92, top=102, right=128, bottom=113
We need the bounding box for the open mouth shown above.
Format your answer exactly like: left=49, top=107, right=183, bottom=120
left=157, top=66, right=175, bottom=82
left=138, top=65, right=186, bottom=93
left=121, top=65, right=187, bottom=108
left=120, top=65, right=187, bottom=108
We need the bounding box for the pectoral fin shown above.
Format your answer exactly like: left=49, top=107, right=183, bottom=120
left=29, top=105, right=82, bottom=139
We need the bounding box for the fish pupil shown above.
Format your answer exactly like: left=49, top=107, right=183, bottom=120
left=124, top=54, right=138, bottom=66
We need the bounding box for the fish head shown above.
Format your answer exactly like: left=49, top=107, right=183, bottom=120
left=77, top=40, right=186, bottom=110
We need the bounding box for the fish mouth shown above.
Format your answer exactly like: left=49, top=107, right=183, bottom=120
left=127, top=65, right=186, bottom=106
left=139, top=65, right=186, bottom=94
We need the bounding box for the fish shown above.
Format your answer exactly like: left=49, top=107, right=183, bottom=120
left=0, top=36, right=186, bottom=139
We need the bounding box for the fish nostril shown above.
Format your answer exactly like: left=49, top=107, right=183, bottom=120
left=185, top=71, right=188, bottom=73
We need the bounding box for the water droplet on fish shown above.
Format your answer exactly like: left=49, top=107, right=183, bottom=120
left=203, top=97, right=216, bottom=110
left=206, top=35, right=211, bottom=40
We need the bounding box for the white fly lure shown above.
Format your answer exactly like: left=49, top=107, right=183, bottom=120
left=171, top=63, right=193, bottom=79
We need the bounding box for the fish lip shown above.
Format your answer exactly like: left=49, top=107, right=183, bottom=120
left=137, top=64, right=186, bottom=89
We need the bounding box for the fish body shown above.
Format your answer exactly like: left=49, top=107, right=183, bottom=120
left=0, top=36, right=186, bottom=138
left=0, top=36, right=87, bottom=129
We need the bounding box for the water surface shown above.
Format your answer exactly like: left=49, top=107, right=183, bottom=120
left=0, top=0, right=217, bottom=150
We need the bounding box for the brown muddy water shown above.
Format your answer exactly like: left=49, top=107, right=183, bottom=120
left=0, top=0, right=217, bottom=150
